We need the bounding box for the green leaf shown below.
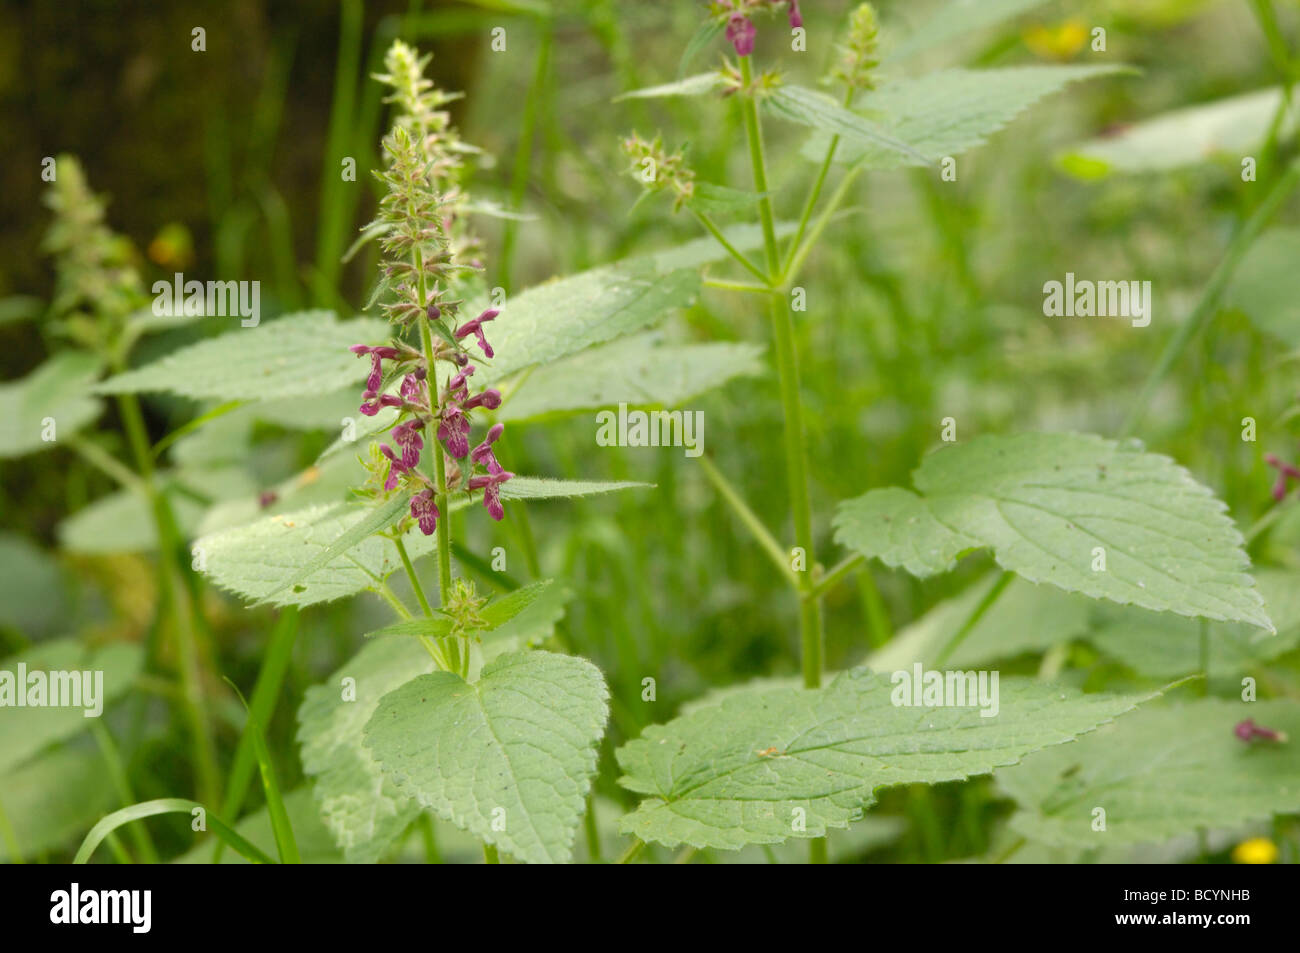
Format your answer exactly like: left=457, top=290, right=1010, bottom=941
left=614, top=72, right=723, bottom=102
left=364, top=650, right=608, bottom=864
left=501, top=333, right=763, bottom=421
left=1059, top=86, right=1300, bottom=176
left=0, top=352, right=102, bottom=459
left=473, top=263, right=701, bottom=389
left=95, top=311, right=388, bottom=401
left=255, top=495, right=410, bottom=606
left=0, top=640, right=143, bottom=776
left=196, top=479, right=651, bottom=608
left=1224, top=228, right=1300, bottom=347
left=0, top=534, right=72, bottom=637
left=1086, top=568, right=1300, bottom=679
left=867, top=575, right=1094, bottom=672
left=833, top=433, right=1272, bottom=631
left=812, top=66, right=1132, bottom=169
left=616, top=668, right=1147, bottom=850
left=686, top=182, right=768, bottom=217
left=0, top=747, right=115, bottom=863
left=999, top=699, right=1300, bottom=848
left=677, top=18, right=725, bottom=77
left=764, top=85, right=932, bottom=165
left=226, top=682, right=300, bottom=864
left=297, top=637, right=433, bottom=862
left=888, top=0, right=1051, bottom=62
left=367, top=579, right=557, bottom=640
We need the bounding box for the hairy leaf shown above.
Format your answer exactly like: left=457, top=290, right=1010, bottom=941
left=296, top=637, right=433, bottom=863
left=617, top=667, right=1147, bottom=850
left=502, top=333, right=763, bottom=421
left=814, top=66, right=1131, bottom=169
left=95, top=311, right=388, bottom=401
left=833, top=433, right=1271, bottom=630
left=764, top=85, right=931, bottom=165
left=615, top=72, right=722, bottom=101
left=888, top=0, right=1052, bottom=61
left=364, top=650, right=608, bottom=864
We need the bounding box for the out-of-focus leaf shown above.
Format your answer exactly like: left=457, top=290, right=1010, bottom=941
left=1224, top=228, right=1300, bottom=347
left=614, top=72, right=723, bottom=101
left=0, top=352, right=102, bottom=459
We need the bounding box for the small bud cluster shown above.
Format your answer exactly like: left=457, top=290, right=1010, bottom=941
left=41, top=156, right=149, bottom=353
left=621, top=133, right=695, bottom=211
left=829, top=3, right=881, bottom=92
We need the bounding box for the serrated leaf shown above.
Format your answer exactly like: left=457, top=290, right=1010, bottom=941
left=0, top=352, right=102, bottom=459
left=0, top=640, right=142, bottom=776
left=501, top=333, right=763, bottom=421
left=473, top=263, right=701, bottom=389
left=364, top=650, right=608, bottom=864
left=1086, top=568, right=1300, bottom=679
left=196, top=479, right=651, bottom=607
left=296, top=637, right=432, bottom=862
left=833, top=433, right=1272, bottom=631
left=764, top=85, right=932, bottom=165
left=1223, top=227, right=1300, bottom=347
left=888, top=0, right=1051, bottom=62
left=812, top=66, right=1131, bottom=169
left=1059, top=86, right=1300, bottom=175
left=615, top=72, right=723, bottom=102
left=616, top=668, right=1147, bottom=850
left=95, top=311, right=388, bottom=401
left=999, top=699, right=1300, bottom=848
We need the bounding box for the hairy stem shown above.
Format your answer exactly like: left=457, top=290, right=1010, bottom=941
left=691, top=208, right=771, bottom=284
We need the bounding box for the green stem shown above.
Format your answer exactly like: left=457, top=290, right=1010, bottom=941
left=616, top=838, right=645, bottom=864
left=395, top=536, right=433, bottom=617
left=690, top=208, right=771, bottom=285
left=934, top=572, right=1014, bottom=667
left=500, top=22, right=552, bottom=287
left=483, top=843, right=500, bottom=864
left=583, top=794, right=602, bottom=863
left=702, top=276, right=778, bottom=295
left=785, top=164, right=865, bottom=287
left=782, top=87, right=855, bottom=276
left=805, top=554, right=864, bottom=603
left=1121, top=157, right=1300, bottom=437
left=115, top=389, right=220, bottom=809
left=740, top=54, right=827, bottom=867
left=698, top=455, right=796, bottom=585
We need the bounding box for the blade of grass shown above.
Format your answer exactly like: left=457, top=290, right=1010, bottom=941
left=224, top=681, right=300, bottom=864
left=75, top=799, right=275, bottom=865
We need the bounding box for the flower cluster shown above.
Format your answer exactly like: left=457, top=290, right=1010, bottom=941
left=621, top=133, right=695, bottom=211
left=829, top=3, right=881, bottom=92
left=353, top=47, right=512, bottom=536
left=711, top=1, right=802, bottom=57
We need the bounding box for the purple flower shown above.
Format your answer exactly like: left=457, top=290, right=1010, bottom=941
left=410, top=488, right=440, bottom=536
left=400, top=373, right=426, bottom=405
left=392, top=419, right=424, bottom=468
left=468, top=468, right=514, bottom=521
left=471, top=423, right=506, bottom=474
left=1235, top=719, right=1288, bottom=743
left=447, top=365, right=476, bottom=399
left=726, top=14, right=755, bottom=56
left=455, top=309, right=499, bottom=358
left=787, top=0, right=802, bottom=29
left=378, top=444, right=409, bottom=490
left=463, top=388, right=502, bottom=412
left=438, top=403, right=471, bottom=458
left=1266, top=453, right=1300, bottom=501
